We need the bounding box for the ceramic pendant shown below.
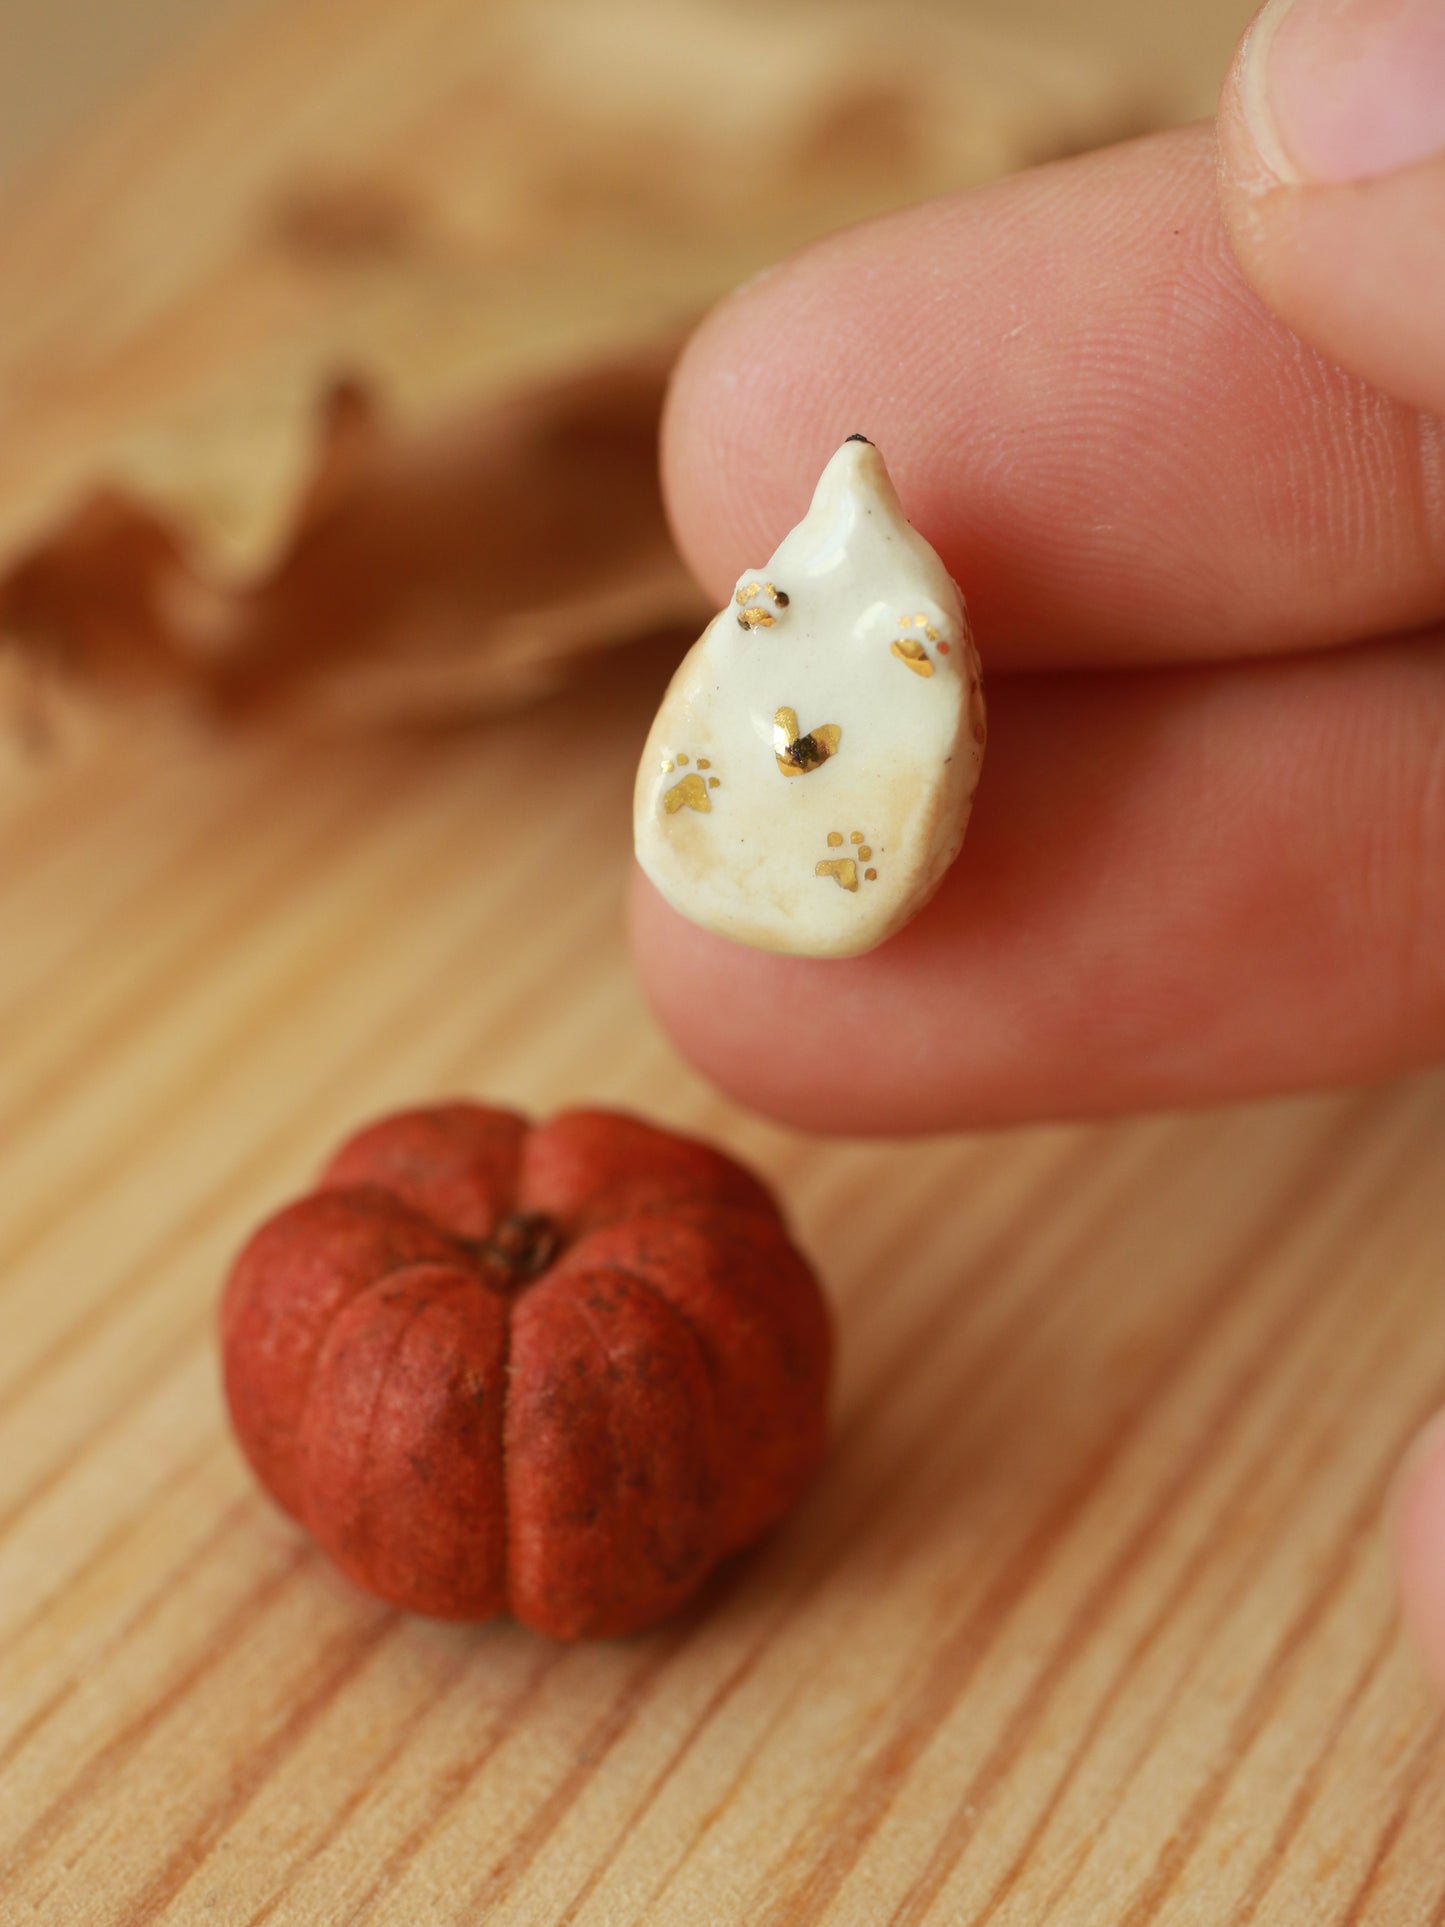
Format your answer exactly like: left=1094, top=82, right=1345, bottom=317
left=634, top=436, right=985, bottom=959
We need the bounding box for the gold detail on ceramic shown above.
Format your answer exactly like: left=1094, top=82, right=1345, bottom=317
left=736, top=581, right=790, bottom=628
left=817, top=828, right=878, bottom=893
left=664, top=773, right=712, bottom=814
left=660, top=758, right=674, bottom=772
left=697, top=758, right=711, bottom=769
left=891, top=636, right=935, bottom=678
left=774, top=707, right=841, bottom=777
left=899, top=612, right=940, bottom=641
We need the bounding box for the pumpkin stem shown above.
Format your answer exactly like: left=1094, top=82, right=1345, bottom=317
left=474, top=1212, right=560, bottom=1285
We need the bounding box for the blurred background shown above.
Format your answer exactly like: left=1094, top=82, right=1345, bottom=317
left=0, top=0, right=1252, bottom=741
left=2, top=0, right=1246, bottom=186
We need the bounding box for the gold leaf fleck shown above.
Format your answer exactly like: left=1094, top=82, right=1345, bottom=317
left=663, top=773, right=710, bottom=814
left=774, top=706, right=841, bottom=777
left=891, top=636, right=934, bottom=677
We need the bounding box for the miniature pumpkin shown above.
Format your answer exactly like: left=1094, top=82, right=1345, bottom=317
left=221, top=1102, right=832, bottom=1638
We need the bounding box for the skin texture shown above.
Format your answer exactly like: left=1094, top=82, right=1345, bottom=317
left=629, top=125, right=1445, bottom=1132
left=1219, top=0, right=1445, bottom=1702
left=1218, top=14, right=1445, bottom=417
left=221, top=1103, right=832, bottom=1639
left=630, top=5, right=1445, bottom=1688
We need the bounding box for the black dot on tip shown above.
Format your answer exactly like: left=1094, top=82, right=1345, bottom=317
left=844, top=432, right=873, bottom=445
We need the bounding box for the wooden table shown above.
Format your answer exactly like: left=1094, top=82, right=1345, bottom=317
left=4, top=0, right=1444, bottom=1920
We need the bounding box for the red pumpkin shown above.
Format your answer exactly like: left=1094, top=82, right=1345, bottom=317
left=220, top=1102, right=832, bottom=1638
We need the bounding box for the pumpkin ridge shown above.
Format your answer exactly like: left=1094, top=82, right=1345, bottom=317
left=552, top=1203, right=781, bottom=1274
left=602, top=1258, right=730, bottom=1568
left=311, top=1181, right=473, bottom=1248
left=257, top=1226, right=461, bottom=1517
left=561, top=1281, right=625, bottom=1578
left=558, top=1211, right=816, bottom=1362
left=499, top=1277, right=518, bottom=1620
left=300, top=1263, right=475, bottom=1563
left=496, top=1130, right=524, bottom=1621
left=603, top=1259, right=724, bottom=1398
left=313, top=1185, right=540, bottom=1301
left=562, top=1267, right=719, bottom=1618
left=320, top=1106, right=530, bottom=1244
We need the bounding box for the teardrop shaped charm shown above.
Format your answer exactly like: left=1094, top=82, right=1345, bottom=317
left=634, top=436, right=985, bottom=959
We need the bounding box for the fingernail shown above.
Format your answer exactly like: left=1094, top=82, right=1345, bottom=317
left=1241, top=0, right=1445, bottom=183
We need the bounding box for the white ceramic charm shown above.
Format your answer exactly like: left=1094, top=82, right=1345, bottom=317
left=634, top=435, right=985, bottom=958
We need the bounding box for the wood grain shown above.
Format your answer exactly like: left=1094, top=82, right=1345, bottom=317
left=4, top=666, right=1445, bottom=1924
left=3, top=0, right=1444, bottom=1920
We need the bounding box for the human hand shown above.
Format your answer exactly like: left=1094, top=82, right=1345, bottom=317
left=630, top=0, right=1445, bottom=1139
left=1217, top=4, right=1445, bottom=1699
left=628, top=0, right=1445, bottom=1688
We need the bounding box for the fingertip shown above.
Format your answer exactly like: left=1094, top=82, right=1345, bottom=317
left=1217, top=8, right=1445, bottom=417
left=627, top=865, right=880, bottom=1135
left=664, top=123, right=1445, bottom=669
left=659, top=239, right=932, bottom=608
left=1393, top=1410, right=1445, bottom=1696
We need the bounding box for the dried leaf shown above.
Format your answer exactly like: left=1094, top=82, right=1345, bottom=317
left=0, top=341, right=705, bottom=727
left=0, top=0, right=1140, bottom=739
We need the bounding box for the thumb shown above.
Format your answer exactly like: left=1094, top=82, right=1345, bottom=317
left=1217, top=0, right=1445, bottom=416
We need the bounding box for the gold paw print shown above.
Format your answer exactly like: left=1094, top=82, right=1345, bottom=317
left=774, top=707, right=841, bottom=778
left=736, top=581, right=790, bottom=630
left=816, top=829, right=879, bottom=891
left=661, top=752, right=721, bottom=813
left=891, top=613, right=952, bottom=678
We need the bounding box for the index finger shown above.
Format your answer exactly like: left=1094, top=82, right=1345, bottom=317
left=662, top=126, right=1445, bottom=670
